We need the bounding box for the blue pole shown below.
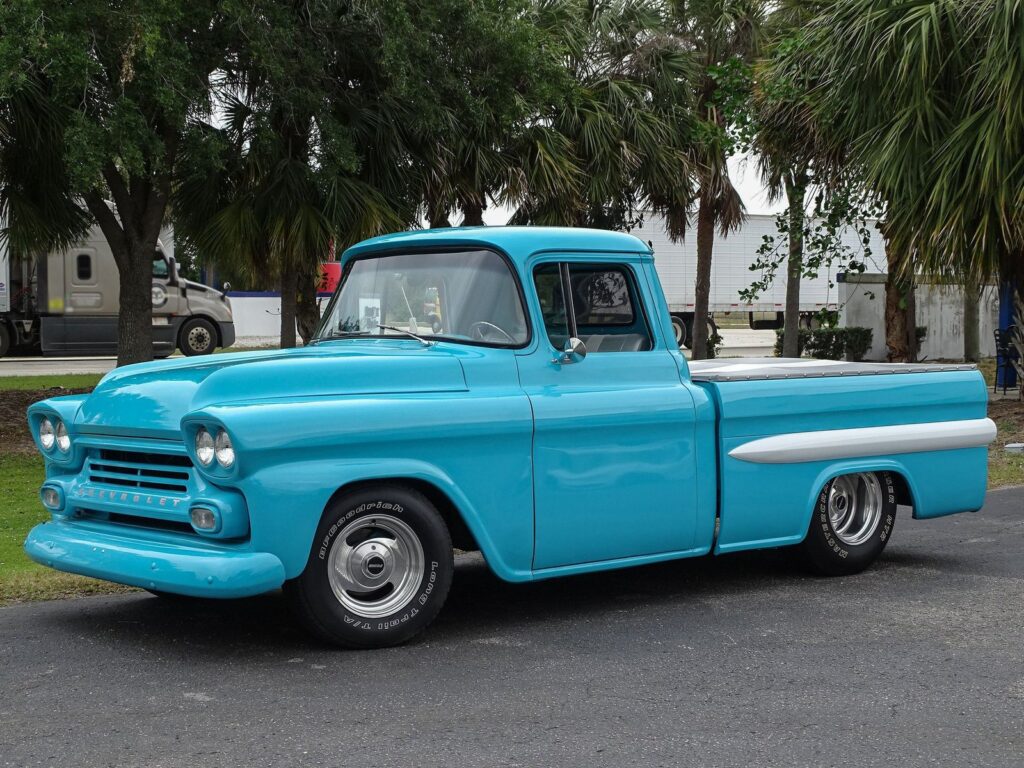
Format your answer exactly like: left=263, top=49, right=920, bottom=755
left=997, top=282, right=1016, bottom=390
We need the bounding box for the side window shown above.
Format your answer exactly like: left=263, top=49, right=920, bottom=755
left=532, top=262, right=652, bottom=353
left=75, top=253, right=92, bottom=282
left=152, top=254, right=169, bottom=279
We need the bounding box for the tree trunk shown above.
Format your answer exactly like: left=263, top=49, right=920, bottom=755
left=296, top=267, right=320, bottom=345
left=884, top=245, right=912, bottom=362
left=691, top=190, right=716, bottom=360
left=426, top=191, right=451, bottom=229
left=116, top=247, right=155, bottom=366
left=782, top=173, right=806, bottom=358
left=84, top=186, right=161, bottom=367
left=461, top=200, right=485, bottom=227
left=963, top=279, right=980, bottom=362
left=280, top=268, right=298, bottom=349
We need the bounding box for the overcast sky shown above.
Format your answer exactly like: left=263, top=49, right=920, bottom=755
left=480, top=152, right=783, bottom=226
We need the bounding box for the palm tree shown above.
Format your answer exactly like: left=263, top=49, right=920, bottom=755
left=175, top=97, right=407, bottom=347
left=174, top=0, right=412, bottom=348
left=790, top=0, right=1024, bottom=359
left=0, top=76, right=90, bottom=258
left=508, top=1, right=698, bottom=234
left=667, top=0, right=765, bottom=359
left=752, top=5, right=827, bottom=358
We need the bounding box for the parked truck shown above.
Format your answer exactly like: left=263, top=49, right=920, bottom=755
left=629, top=212, right=888, bottom=347
left=0, top=224, right=235, bottom=358
left=25, top=227, right=994, bottom=649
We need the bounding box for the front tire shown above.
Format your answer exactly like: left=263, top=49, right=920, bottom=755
left=285, top=486, right=454, bottom=648
left=178, top=317, right=218, bottom=356
left=799, top=471, right=897, bottom=576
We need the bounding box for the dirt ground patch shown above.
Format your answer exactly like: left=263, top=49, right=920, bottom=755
left=0, top=388, right=93, bottom=455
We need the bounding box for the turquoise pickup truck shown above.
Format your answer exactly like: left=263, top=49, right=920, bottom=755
left=25, top=227, right=995, bottom=648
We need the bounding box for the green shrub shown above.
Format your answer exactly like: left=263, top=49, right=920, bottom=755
left=706, top=329, right=724, bottom=359
left=843, top=327, right=873, bottom=361
left=775, top=327, right=874, bottom=361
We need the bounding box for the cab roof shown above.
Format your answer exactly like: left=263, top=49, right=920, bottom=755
left=342, top=226, right=653, bottom=267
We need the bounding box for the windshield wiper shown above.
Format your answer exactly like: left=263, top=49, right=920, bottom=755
left=376, top=324, right=434, bottom=347
left=310, top=330, right=369, bottom=344
left=312, top=326, right=433, bottom=346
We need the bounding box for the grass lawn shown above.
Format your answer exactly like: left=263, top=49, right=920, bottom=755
left=0, top=455, right=133, bottom=604
left=0, top=373, right=105, bottom=391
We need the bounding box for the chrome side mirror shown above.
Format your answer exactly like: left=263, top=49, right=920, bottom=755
left=556, top=337, right=587, bottom=364
left=222, top=281, right=232, bottom=292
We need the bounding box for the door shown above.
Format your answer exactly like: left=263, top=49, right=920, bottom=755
left=518, top=257, right=700, bottom=570
left=152, top=251, right=186, bottom=317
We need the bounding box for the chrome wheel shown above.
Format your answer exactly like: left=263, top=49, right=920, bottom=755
left=187, top=325, right=212, bottom=353
left=828, top=473, right=884, bottom=546
left=327, top=514, right=425, bottom=619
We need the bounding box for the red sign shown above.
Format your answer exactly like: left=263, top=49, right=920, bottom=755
left=318, top=262, right=341, bottom=294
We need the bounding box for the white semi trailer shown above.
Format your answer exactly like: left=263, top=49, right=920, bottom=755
left=628, top=212, right=888, bottom=347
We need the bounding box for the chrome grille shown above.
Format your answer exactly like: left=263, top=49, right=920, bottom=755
left=87, top=449, right=193, bottom=493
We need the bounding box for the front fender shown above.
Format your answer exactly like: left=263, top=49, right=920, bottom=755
left=238, top=457, right=534, bottom=583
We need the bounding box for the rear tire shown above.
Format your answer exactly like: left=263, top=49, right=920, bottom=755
left=0, top=323, right=10, bottom=358
left=670, top=315, right=688, bottom=348
left=285, top=486, right=454, bottom=649
left=799, top=471, right=897, bottom=576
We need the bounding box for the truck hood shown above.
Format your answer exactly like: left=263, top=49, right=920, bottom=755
left=181, top=277, right=225, bottom=298
left=75, top=342, right=468, bottom=438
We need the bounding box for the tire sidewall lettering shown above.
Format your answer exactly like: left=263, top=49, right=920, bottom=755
left=817, top=471, right=897, bottom=560
left=316, top=500, right=437, bottom=633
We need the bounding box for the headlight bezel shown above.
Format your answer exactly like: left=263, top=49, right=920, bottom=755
left=187, top=422, right=239, bottom=477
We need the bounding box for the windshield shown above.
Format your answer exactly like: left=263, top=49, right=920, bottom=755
left=316, top=249, right=529, bottom=347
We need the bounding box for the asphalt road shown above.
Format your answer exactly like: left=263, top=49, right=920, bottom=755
left=2, top=488, right=1022, bottom=768
left=0, top=356, right=118, bottom=377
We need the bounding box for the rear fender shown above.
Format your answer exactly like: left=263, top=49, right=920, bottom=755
left=714, top=447, right=988, bottom=554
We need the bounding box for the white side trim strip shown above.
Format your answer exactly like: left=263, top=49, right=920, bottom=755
left=728, top=418, right=997, bottom=464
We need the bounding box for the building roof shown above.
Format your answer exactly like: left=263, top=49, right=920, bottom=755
left=342, top=226, right=652, bottom=265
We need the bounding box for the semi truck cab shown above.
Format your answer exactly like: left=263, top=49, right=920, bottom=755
left=0, top=225, right=234, bottom=357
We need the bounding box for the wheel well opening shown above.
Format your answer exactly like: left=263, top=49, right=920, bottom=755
left=326, top=478, right=480, bottom=552
left=887, top=471, right=915, bottom=509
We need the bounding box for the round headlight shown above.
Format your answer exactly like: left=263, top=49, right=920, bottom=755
left=39, top=418, right=55, bottom=451
left=214, top=429, right=235, bottom=468
left=195, top=428, right=215, bottom=466
left=55, top=420, right=71, bottom=453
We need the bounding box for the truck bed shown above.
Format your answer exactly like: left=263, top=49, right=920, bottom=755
left=689, top=357, right=977, bottom=382
left=688, top=359, right=991, bottom=555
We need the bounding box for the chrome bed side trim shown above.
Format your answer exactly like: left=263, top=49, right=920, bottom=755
left=729, top=418, right=997, bottom=464
left=689, top=358, right=978, bottom=382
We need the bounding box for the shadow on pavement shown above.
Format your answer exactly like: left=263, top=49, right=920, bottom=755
left=29, top=541, right=955, bottom=655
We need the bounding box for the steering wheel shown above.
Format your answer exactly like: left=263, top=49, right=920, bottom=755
left=468, top=321, right=515, bottom=343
